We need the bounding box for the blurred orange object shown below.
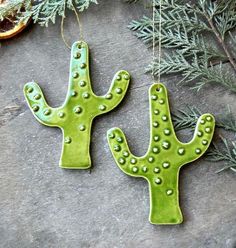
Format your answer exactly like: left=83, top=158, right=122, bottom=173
left=0, top=0, right=31, bottom=40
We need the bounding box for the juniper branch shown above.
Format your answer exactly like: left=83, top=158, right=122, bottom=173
left=128, top=0, right=236, bottom=93
left=0, top=0, right=97, bottom=27
left=0, top=0, right=31, bottom=22
left=172, top=105, right=236, bottom=133
left=207, top=137, right=236, bottom=173
left=201, top=5, right=236, bottom=73
left=147, top=52, right=236, bottom=92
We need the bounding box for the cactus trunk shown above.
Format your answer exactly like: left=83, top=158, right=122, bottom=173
left=60, top=122, right=92, bottom=169
left=148, top=171, right=183, bottom=225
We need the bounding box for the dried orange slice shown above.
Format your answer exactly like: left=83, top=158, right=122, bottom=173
left=0, top=0, right=31, bottom=40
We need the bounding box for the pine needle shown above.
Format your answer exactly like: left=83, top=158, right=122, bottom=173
left=0, top=0, right=98, bottom=27
left=0, top=0, right=31, bottom=23
left=207, top=137, right=236, bottom=173
left=172, top=105, right=236, bottom=132
left=128, top=0, right=236, bottom=93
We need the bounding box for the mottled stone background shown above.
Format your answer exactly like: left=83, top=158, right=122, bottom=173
left=0, top=1, right=236, bottom=247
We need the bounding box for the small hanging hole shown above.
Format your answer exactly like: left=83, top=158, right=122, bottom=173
left=156, top=87, right=161, bottom=92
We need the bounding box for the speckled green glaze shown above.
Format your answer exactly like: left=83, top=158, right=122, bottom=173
left=24, top=41, right=130, bottom=169
left=107, top=83, right=215, bottom=225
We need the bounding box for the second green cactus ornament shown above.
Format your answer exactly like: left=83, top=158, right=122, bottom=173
left=107, top=83, right=215, bottom=225
left=24, top=41, right=130, bottom=169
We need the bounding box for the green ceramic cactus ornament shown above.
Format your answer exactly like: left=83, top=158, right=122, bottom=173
left=107, top=83, right=215, bottom=225
left=24, top=41, right=130, bottom=169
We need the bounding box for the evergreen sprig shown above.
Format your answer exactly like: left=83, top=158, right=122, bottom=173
left=0, top=0, right=97, bottom=27
left=0, top=0, right=31, bottom=22
left=128, top=0, right=236, bottom=93
left=172, top=106, right=202, bottom=131
left=148, top=52, right=236, bottom=92
left=172, top=105, right=236, bottom=132
left=207, top=137, right=236, bottom=173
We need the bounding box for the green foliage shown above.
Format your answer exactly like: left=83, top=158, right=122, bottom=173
left=207, top=137, right=236, bottom=173
left=0, top=0, right=97, bottom=27
left=128, top=0, right=236, bottom=93
left=173, top=105, right=236, bottom=132
left=0, top=0, right=31, bottom=22
left=28, top=0, right=97, bottom=26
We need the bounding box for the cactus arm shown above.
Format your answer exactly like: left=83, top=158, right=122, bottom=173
left=24, top=82, right=61, bottom=127
left=177, top=113, right=215, bottom=166
left=92, top=70, right=130, bottom=116
left=107, top=128, right=149, bottom=177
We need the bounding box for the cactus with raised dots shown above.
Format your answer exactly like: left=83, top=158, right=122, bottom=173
left=107, top=83, right=215, bottom=225
left=24, top=41, right=130, bottom=169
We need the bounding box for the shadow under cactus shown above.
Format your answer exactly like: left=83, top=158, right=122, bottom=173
left=107, top=83, right=215, bottom=224
left=24, top=41, right=130, bottom=169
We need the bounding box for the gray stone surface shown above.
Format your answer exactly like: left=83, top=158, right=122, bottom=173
left=0, top=1, right=236, bottom=247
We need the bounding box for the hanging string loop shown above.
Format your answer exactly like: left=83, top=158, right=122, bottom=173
left=60, top=3, right=83, bottom=50
left=152, top=0, right=162, bottom=84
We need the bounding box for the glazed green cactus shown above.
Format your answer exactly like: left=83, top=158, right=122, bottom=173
left=107, top=83, right=215, bottom=225
left=24, top=41, right=130, bottom=169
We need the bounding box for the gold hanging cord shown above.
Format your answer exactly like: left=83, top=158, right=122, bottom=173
left=152, top=0, right=162, bottom=83
left=60, top=3, right=83, bottom=49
